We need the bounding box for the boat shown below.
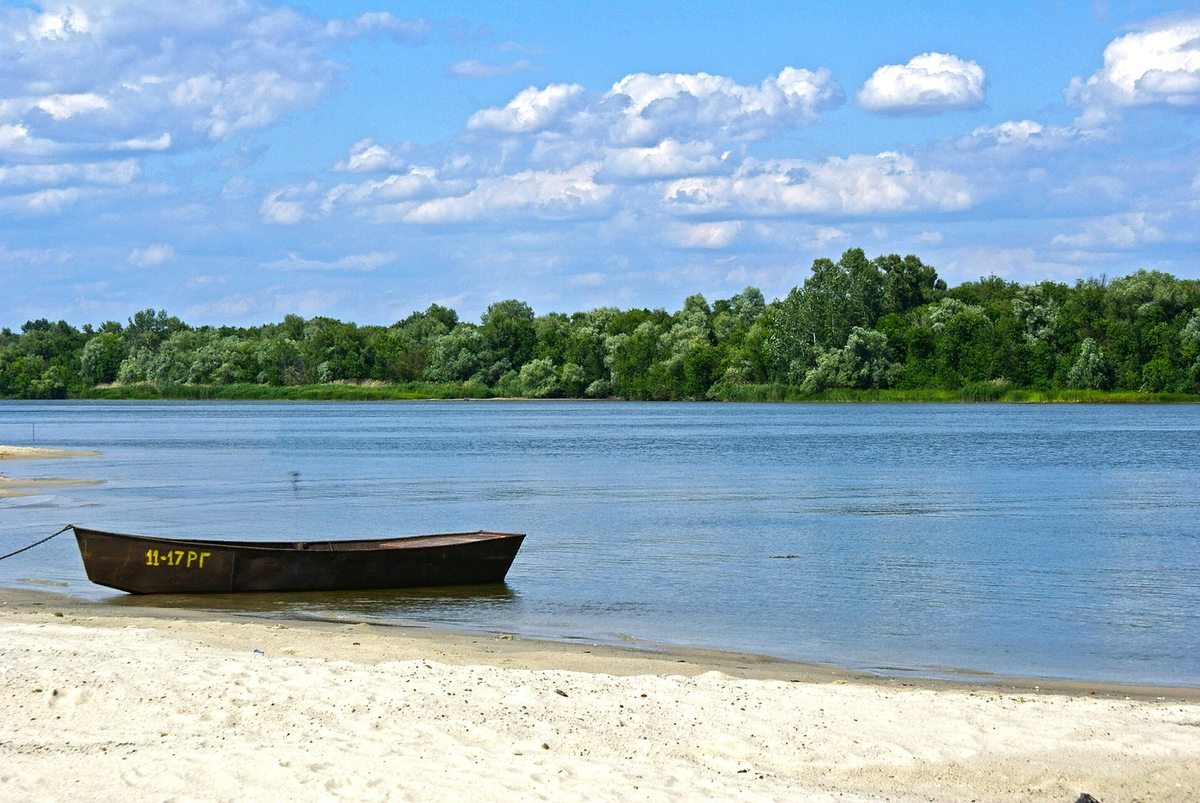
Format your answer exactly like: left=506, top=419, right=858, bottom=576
left=71, top=526, right=525, bottom=595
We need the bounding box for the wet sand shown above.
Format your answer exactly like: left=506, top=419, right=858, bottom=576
left=1, top=587, right=1197, bottom=802
left=0, top=445, right=103, bottom=498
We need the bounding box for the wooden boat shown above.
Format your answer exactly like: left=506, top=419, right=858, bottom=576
left=72, top=526, right=525, bottom=595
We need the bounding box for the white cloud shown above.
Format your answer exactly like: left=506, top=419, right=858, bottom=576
left=1050, top=212, right=1168, bottom=249
left=0, top=184, right=132, bottom=215
left=260, top=251, right=395, bottom=271
left=667, top=220, right=743, bottom=249
left=35, top=93, right=108, bottom=120
left=963, top=120, right=1076, bottom=149
left=0, top=123, right=57, bottom=156
left=109, top=133, right=171, bottom=151
left=323, top=12, right=431, bottom=43
left=1067, top=14, right=1200, bottom=118
left=661, top=153, right=973, bottom=217
left=598, top=139, right=727, bottom=181
left=601, top=67, right=843, bottom=145
left=403, top=164, right=612, bottom=224
left=466, top=83, right=587, bottom=134
left=330, top=139, right=411, bottom=173
left=260, top=184, right=318, bottom=225
left=168, top=71, right=327, bottom=142
left=448, top=60, right=539, bottom=79
left=0, top=159, right=139, bottom=189
left=857, top=53, right=986, bottom=115
left=323, top=167, right=461, bottom=210
left=28, top=7, right=89, bottom=40
left=464, top=67, right=842, bottom=145
left=128, top=244, right=175, bottom=266
left=0, top=0, right=432, bottom=154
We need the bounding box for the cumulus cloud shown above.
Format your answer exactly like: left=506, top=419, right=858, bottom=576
left=330, top=139, right=413, bottom=173
left=403, top=164, right=613, bottom=224
left=1050, top=212, right=1169, bottom=249
left=466, top=84, right=588, bottom=134
left=660, top=153, right=973, bottom=217
left=260, top=251, right=396, bottom=271
left=323, top=167, right=467, bottom=210
left=35, top=93, right=109, bottom=120
left=464, top=67, right=843, bottom=144
left=600, top=67, right=844, bottom=144
left=128, top=244, right=175, bottom=266
left=597, top=140, right=728, bottom=181
left=260, top=183, right=318, bottom=225
left=448, top=60, right=539, bottom=79
left=973, top=120, right=1044, bottom=144
left=857, top=53, right=986, bottom=115
left=963, top=120, right=1075, bottom=149
left=0, top=0, right=432, bottom=155
left=1067, top=14, right=1200, bottom=122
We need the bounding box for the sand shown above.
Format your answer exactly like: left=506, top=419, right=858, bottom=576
left=0, top=446, right=102, bottom=460
left=0, top=476, right=105, bottom=499
left=0, top=589, right=1196, bottom=802
left=0, top=445, right=104, bottom=498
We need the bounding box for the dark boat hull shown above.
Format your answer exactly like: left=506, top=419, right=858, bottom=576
left=72, top=526, right=525, bottom=595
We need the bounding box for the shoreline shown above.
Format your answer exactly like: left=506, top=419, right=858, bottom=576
left=5, top=586, right=1197, bottom=701
left=10, top=386, right=1200, bottom=402
left=3, top=587, right=1198, bottom=802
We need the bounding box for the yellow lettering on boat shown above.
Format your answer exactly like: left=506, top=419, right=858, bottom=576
left=186, top=550, right=198, bottom=567
left=199, top=552, right=210, bottom=568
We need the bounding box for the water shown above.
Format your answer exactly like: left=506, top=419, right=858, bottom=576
left=2, top=400, right=1198, bottom=687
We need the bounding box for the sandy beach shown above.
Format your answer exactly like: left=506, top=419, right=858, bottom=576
left=1, top=588, right=1196, bottom=802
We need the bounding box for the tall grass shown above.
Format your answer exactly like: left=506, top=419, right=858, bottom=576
left=709, top=384, right=1199, bottom=404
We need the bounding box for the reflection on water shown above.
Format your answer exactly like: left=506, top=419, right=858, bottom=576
left=1, top=400, right=1198, bottom=686
left=102, top=583, right=519, bottom=627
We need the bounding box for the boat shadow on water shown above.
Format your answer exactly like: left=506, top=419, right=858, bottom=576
left=99, top=583, right=520, bottom=624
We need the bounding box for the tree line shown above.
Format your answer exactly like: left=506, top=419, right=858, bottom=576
left=3, top=248, right=1199, bottom=400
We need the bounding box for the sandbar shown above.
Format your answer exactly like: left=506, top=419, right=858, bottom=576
left=0, top=445, right=104, bottom=498
left=1, top=587, right=1196, bottom=802
left=0, top=476, right=105, bottom=499
left=0, top=445, right=102, bottom=460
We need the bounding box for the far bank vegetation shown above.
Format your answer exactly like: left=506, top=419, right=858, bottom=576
left=3, top=249, right=1199, bottom=402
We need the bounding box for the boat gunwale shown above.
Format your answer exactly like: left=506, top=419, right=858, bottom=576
left=70, top=526, right=525, bottom=553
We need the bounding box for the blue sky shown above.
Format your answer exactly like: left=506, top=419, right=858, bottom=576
left=3, top=0, right=1200, bottom=328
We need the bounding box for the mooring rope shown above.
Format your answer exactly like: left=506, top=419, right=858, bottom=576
left=0, top=525, right=73, bottom=562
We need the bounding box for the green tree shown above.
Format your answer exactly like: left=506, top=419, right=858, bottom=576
left=478, top=300, right=536, bottom=385
left=800, top=327, right=902, bottom=392
left=1066, top=338, right=1114, bottom=390
left=878, top=253, right=945, bottom=316
left=81, top=333, right=127, bottom=384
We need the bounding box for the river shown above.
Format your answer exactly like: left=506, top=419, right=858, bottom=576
left=1, top=400, right=1197, bottom=686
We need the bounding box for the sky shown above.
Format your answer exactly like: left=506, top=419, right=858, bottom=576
left=3, top=0, right=1200, bottom=328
